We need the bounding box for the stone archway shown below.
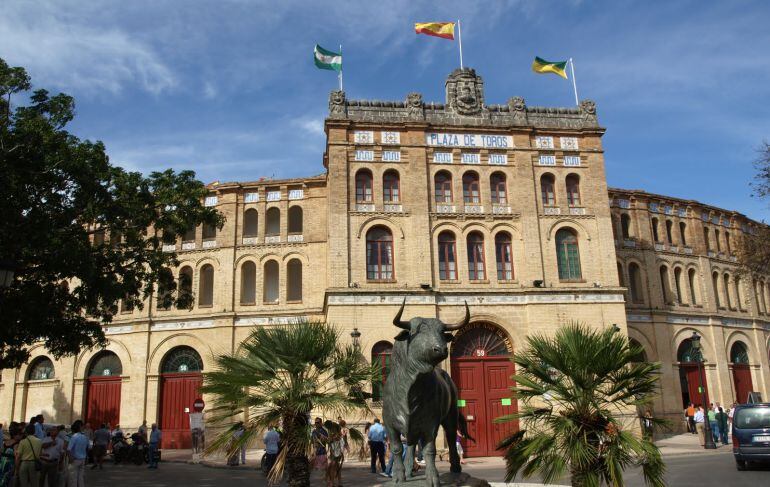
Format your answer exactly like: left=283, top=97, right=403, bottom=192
left=85, top=351, right=123, bottom=428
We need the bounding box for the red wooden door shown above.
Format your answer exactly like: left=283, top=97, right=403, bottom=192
left=159, top=373, right=202, bottom=449
left=86, top=377, right=122, bottom=428
left=680, top=364, right=709, bottom=406
left=732, top=365, right=753, bottom=404
left=484, top=360, right=517, bottom=451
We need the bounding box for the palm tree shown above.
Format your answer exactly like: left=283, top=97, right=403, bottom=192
left=201, top=321, right=377, bottom=487
left=497, top=323, right=666, bottom=487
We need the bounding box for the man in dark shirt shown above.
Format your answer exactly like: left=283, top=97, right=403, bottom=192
left=92, top=424, right=110, bottom=469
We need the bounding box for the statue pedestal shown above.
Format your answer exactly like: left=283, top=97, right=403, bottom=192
left=391, top=471, right=491, bottom=487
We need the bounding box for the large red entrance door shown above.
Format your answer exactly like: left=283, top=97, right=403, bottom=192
left=679, top=364, right=709, bottom=407
left=158, top=346, right=204, bottom=449
left=451, top=323, right=516, bottom=457
left=732, top=365, right=753, bottom=404
left=85, top=352, right=123, bottom=428
left=159, top=372, right=202, bottom=449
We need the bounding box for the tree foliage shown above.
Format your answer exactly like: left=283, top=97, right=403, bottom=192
left=201, top=321, right=377, bottom=487
left=739, top=141, right=770, bottom=274
left=0, top=58, right=224, bottom=369
left=497, top=323, right=665, bottom=487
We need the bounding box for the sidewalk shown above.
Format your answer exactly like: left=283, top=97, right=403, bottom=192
left=654, top=432, right=732, bottom=457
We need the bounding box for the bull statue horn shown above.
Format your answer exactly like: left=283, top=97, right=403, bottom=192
left=444, top=301, right=471, bottom=331
left=393, top=298, right=411, bottom=330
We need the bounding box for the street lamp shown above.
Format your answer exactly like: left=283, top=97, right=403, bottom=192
left=690, top=332, right=717, bottom=450
left=350, top=328, right=361, bottom=351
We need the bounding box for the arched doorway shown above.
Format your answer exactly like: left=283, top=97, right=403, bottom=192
left=159, top=346, right=204, bottom=449
left=730, top=342, right=753, bottom=404
left=677, top=338, right=709, bottom=407
left=85, top=352, right=123, bottom=428
left=450, top=323, right=516, bottom=457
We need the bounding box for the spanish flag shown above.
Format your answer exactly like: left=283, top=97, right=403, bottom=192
left=532, top=57, right=568, bottom=79
left=415, top=22, right=455, bottom=40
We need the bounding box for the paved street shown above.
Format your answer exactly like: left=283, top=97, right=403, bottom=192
left=78, top=447, right=768, bottom=487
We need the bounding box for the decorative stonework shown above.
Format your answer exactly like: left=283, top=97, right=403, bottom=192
left=445, top=68, right=485, bottom=115
left=329, top=90, right=347, bottom=118
left=406, top=92, right=424, bottom=120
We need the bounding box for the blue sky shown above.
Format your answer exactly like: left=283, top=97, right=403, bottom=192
left=3, top=0, right=769, bottom=220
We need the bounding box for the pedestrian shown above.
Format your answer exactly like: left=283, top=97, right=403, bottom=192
left=716, top=406, right=729, bottom=445
left=80, top=423, right=93, bottom=466
left=456, top=433, right=467, bottom=465
left=91, top=424, right=109, bottom=470
left=384, top=433, right=407, bottom=478
left=235, top=423, right=246, bottom=465
left=40, top=426, right=64, bottom=487
left=728, top=402, right=737, bottom=433
left=137, top=421, right=147, bottom=442
left=147, top=424, right=161, bottom=469
left=707, top=404, right=719, bottom=444
left=32, top=416, right=46, bottom=441
left=685, top=403, right=695, bottom=434
left=15, top=423, right=42, bottom=487
left=694, top=405, right=706, bottom=446
left=227, top=424, right=242, bottom=467
left=337, top=418, right=350, bottom=456
left=359, top=422, right=371, bottom=461
left=642, top=409, right=654, bottom=440
left=0, top=422, right=21, bottom=487
left=311, top=418, right=328, bottom=472
left=326, top=427, right=345, bottom=487
left=367, top=418, right=386, bottom=474
left=57, top=425, right=69, bottom=487
left=67, top=421, right=88, bottom=487
left=262, top=425, right=280, bottom=474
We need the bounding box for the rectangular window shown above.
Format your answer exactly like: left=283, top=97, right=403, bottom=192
left=564, top=155, right=581, bottom=166
left=496, top=243, right=513, bottom=280
left=244, top=192, right=259, bottom=203
left=438, top=242, right=457, bottom=280
left=461, top=153, right=480, bottom=164
left=367, top=241, right=393, bottom=280
left=535, top=136, right=554, bottom=149
left=355, top=150, right=374, bottom=161
left=539, top=155, right=556, bottom=166
left=488, top=153, right=508, bottom=165
left=381, top=131, right=400, bottom=145
left=467, top=241, right=486, bottom=280
left=433, top=152, right=453, bottom=163
left=382, top=150, right=401, bottom=162
left=354, top=130, right=374, bottom=144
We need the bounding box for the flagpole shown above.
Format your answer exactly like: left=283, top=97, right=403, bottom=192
left=457, top=19, right=464, bottom=69
left=339, top=44, right=344, bottom=91
left=569, top=58, right=579, bottom=106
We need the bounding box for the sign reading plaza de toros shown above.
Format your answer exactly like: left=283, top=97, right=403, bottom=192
left=425, top=132, right=513, bottom=149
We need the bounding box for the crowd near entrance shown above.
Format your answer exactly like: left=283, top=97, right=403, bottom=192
left=158, top=346, right=204, bottom=449
left=85, top=352, right=123, bottom=428
left=450, top=323, right=516, bottom=457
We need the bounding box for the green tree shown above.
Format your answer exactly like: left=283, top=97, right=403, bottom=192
left=201, top=321, right=376, bottom=487
left=497, top=323, right=665, bottom=487
left=739, top=141, right=770, bottom=273
left=0, top=58, right=224, bottom=369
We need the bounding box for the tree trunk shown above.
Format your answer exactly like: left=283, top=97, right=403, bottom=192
left=286, top=454, right=310, bottom=487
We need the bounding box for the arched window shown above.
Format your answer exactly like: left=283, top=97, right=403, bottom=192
left=243, top=209, right=259, bottom=238
left=735, top=276, right=744, bottom=310
left=660, top=266, right=672, bottom=304
left=202, top=223, right=216, bottom=241
left=730, top=342, right=749, bottom=364
left=617, top=262, right=625, bottom=288
left=371, top=341, right=393, bottom=402
left=621, top=214, right=632, bottom=239
left=651, top=217, right=660, bottom=242
left=679, top=221, right=687, bottom=246
left=287, top=259, right=303, bottom=302
left=266, top=207, right=280, bottom=236
left=724, top=273, right=733, bottom=308
left=366, top=227, right=394, bottom=281
left=540, top=173, right=555, bottom=206
left=383, top=170, right=400, bottom=203
left=688, top=268, right=699, bottom=305
left=467, top=232, right=486, bottom=280
left=178, top=266, right=193, bottom=309
left=703, top=227, right=711, bottom=251
left=629, top=263, right=644, bottom=303
left=566, top=174, right=581, bottom=206
left=555, top=228, right=581, bottom=280
left=674, top=267, right=684, bottom=304
left=712, top=271, right=721, bottom=308
left=725, top=231, right=732, bottom=254
left=88, top=352, right=122, bottom=377
left=161, top=346, right=203, bottom=373
left=355, top=170, right=373, bottom=202
left=240, top=261, right=256, bottom=304
left=288, top=206, right=303, bottom=234
left=495, top=232, right=514, bottom=281
left=754, top=280, right=763, bottom=313
left=665, top=220, right=674, bottom=244
left=183, top=226, right=196, bottom=244
left=677, top=339, right=701, bottom=363
left=437, top=231, right=457, bottom=280
left=611, top=215, right=619, bottom=241
left=434, top=171, right=453, bottom=203
left=490, top=172, right=507, bottom=205
left=462, top=172, right=480, bottom=203
left=27, top=357, right=55, bottom=381
left=628, top=338, right=648, bottom=363
left=198, top=264, right=214, bottom=307
left=715, top=229, right=722, bottom=252
left=157, top=267, right=174, bottom=310
left=263, top=260, right=279, bottom=303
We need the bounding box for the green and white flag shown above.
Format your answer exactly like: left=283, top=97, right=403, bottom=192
left=314, top=44, right=342, bottom=72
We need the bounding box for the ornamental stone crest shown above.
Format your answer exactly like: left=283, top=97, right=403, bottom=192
left=508, top=96, right=527, bottom=125
left=406, top=92, right=424, bottom=121
left=445, top=68, right=485, bottom=116
left=579, top=99, right=598, bottom=126
left=329, top=90, right=347, bottom=118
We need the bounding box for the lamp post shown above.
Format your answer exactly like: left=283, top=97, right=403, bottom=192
left=350, top=328, right=361, bottom=351
left=691, top=332, right=717, bottom=450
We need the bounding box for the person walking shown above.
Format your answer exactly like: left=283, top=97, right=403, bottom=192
left=91, top=425, right=109, bottom=470
left=311, top=418, right=329, bottom=473
left=642, top=410, right=654, bottom=440
left=56, top=425, right=69, bottom=487
left=67, top=421, right=88, bottom=487
left=40, top=426, right=64, bottom=487
left=262, top=425, right=280, bottom=474
left=716, top=406, right=729, bottom=445
left=0, top=423, right=21, bottom=487
left=367, top=418, right=386, bottom=474
left=325, top=428, right=345, bottom=487
left=16, top=423, right=42, bottom=487
left=707, top=405, right=719, bottom=444
left=685, top=403, right=695, bottom=434
left=234, top=423, right=246, bottom=465
left=694, top=405, right=706, bottom=446
left=147, top=424, right=161, bottom=469
left=137, top=422, right=147, bottom=442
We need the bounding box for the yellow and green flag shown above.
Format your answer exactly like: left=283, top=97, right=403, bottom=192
left=532, top=57, right=568, bottom=79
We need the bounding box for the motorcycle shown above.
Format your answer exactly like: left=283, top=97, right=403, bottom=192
left=129, top=432, right=150, bottom=465
left=111, top=433, right=130, bottom=464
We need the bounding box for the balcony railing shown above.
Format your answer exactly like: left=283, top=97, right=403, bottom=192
left=569, top=207, right=586, bottom=215
left=242, top=237, right=258, bottom=245
left=492, top=205, right=511, bottom=214
left=181, top=241, right=196, bottom=250
left=355, top=203, right=375, bottom=212
left=683, top=246, right=693, bottom=254
left=436, top=204, right=457, bottom=213
left=265, top=235, right=281, bottom=244
left=543, top=206, right=561, bottom=215
left=162, top=244, right=176, bottom=253
left=287, top=234, right=304, bottom=243
left=464, top=205, right=484, bottom=214
left=669, top=245, right=679, bottom=253
left=623, top=239, right=636, bottom=248
left=654, top=243, right=665, bottom=251
left=383, top=204, right=403, bottom=213
left=202, top=239, right=217, bottom=249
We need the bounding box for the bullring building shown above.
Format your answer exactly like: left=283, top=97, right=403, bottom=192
left=2, top=69, right=769, bottom=456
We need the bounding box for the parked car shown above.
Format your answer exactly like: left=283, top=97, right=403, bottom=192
left=732, top=403, right=770, bottom=470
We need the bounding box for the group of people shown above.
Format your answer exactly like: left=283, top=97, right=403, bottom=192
left=684, top=402, right=736, bottom=446
left=1, top=415, right=163, bottom=487
left=310, top=417, right=348, bottom=487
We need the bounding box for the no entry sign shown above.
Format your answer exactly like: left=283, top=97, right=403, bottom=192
left=193, top=398, right=205, bottom=412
